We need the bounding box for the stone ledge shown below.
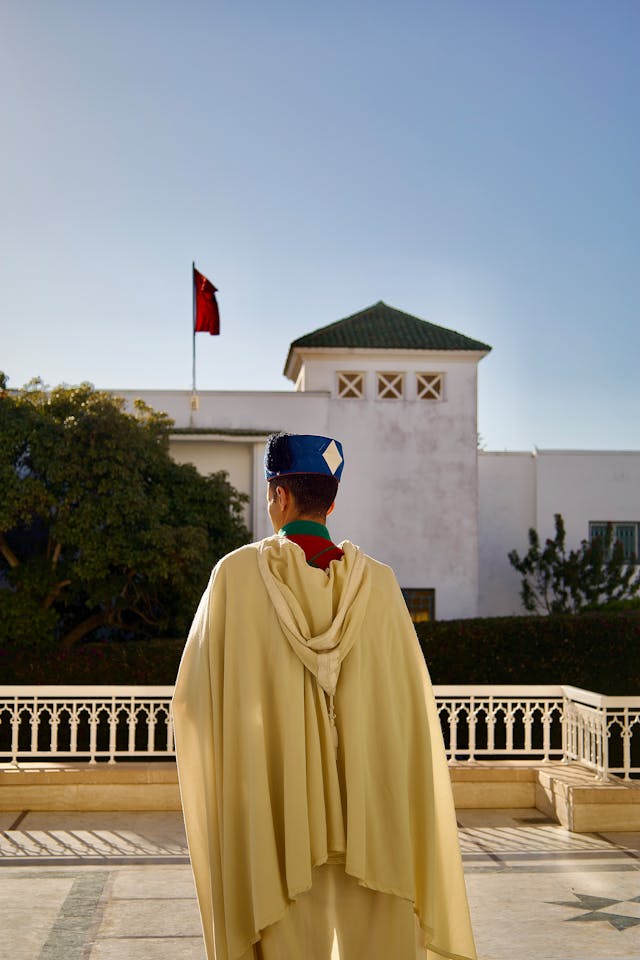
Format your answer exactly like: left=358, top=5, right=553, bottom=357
left=0, top=762, right=181, bottom=812
left=0, top=761, right=178, bottom=785
left=2, top=761, right=639, bottom=831
left=450, top=762, right=640, bottom=831
left=534, top=763, right=640, bottom=832
left=450, top=761, right=539, bottom=810
left=450, top=762, right=538, bottom=782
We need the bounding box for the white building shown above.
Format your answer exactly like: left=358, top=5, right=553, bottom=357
left=118, top=301, right=640, bottom=620
left=479, top=449, right=640, bottom=616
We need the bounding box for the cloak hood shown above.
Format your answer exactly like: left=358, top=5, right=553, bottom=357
left=257, top=537, right=370, bottom=700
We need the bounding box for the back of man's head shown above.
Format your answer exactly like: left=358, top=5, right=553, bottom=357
left=267, top=474, right=338, bottom=518
left=264, top=432, right=342, bottom=519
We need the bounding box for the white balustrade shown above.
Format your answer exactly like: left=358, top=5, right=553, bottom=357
left=435, top=685, right=565, bottom=764
left=0, top=686, right=175, bottom=764
left=1, top=684, right=639, bottom=779
left=562, top=685, right=640, bottom=781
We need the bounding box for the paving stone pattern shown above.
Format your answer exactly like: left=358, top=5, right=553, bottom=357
left=1, top=809, right=640, bottom=959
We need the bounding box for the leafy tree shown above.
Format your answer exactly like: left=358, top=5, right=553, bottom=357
left=508, top=513, right=640, bottom=615
left=0, top=377, right=250, bottom=648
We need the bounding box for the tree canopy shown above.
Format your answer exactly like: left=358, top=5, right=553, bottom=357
left=508, top=513, right=640, bottom=615
left=0, top=377, right=250, bottom=648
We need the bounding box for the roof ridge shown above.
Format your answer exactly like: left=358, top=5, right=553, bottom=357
left=283, top=302, right=491, bottom=380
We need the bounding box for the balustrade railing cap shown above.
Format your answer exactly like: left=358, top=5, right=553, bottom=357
left=2, top=686, right=639, bottom=780
left=0, top=685, right=175, bottom=696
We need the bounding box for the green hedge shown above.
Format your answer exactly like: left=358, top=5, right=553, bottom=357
left=1, top=610, right=638, bottom=694
left=416, top=611, right=640, bottom=695
left=0, top=639, right=186, bottom=686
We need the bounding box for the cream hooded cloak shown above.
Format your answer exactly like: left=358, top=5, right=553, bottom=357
left=172, top=536, right=477, bottom=960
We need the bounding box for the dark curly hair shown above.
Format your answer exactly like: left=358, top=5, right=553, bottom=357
left=265, top=434, right=338, bottom=516
left=268, top=474, right=338, bottom=517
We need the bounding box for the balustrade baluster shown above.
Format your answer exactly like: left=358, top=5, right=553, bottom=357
left=1, top=686, right=638, bottom=776
left=467, top=698, right=476, bottom=762
left=147, top=706, right=156, bottom=753
left=619, top=709, right=631, bottom=782
left=505, top=705, right=514, bottom=753
left=128, top=701, right=136, bottom=753
left=108, top=699, right=118, bottom=763
left=70, top=706, right=79, bottom=755
left=525, top=703, right=535, bottom=753
left=89, top=705, right=98, bottom=763
left=167, top=712, right=175, bottom=753
left=487, top=700, right=496, bottom=752
left=541, top=704, right=551, bottom=761
left=30, top=702, right=38, bottom=753
left=448, top=703, right=457, bottom=760
left=51, top=704, right=59, bottom=754
left=11, top=699, right=19, bottom=762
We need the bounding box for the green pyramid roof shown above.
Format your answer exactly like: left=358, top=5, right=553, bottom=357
left=284, top=301, right=491, bottom=378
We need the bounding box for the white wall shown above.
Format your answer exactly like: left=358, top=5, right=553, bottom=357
left=478, top=452, right=536, bottom=616
left=116, top=384, right=640, bottom=620
left=119, top=348, right=483, bottom=619
left=294, top=349, right=477, bottom=401
left=169, top=438, right=254, bottom=529
left=117, top=389, right=329, bottom=434
left=119, top=389, right=334, bottom=541
left=295, top=351, right=482, bottom=618
left=324, top=384, right=480, bottom=618
left=170, top=439, right=252, bottom=494
left=535, top=451, right=640, bottom=546
left=478, top=450, right=640, bottom=617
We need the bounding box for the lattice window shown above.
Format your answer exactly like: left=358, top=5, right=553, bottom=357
left=416, top=372, right=444, bottom=400
left=401, top=588, right=435, bottom=623
left=377, top=372, right=404, bottom=399
left=337, top=372, right=365, bottom=398
left=590, top=522, right=639, bottom=562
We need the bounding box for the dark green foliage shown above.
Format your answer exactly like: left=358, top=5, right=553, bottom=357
left=509, top=513, right=640, bottom=614
left=0, top=638, right=186, bottom=685
left=416, top=611, right=640, bottom=695
left=0, top=378, right=250, bottom=648
left=2, top=612, right=638, bottom=695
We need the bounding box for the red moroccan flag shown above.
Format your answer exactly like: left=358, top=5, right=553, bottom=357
left=193, top=267, right=220, bottom=335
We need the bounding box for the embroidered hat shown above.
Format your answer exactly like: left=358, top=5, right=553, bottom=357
left=264, top=433, right=345, bottom=481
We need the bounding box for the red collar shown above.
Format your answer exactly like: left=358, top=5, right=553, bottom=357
left=284, top=532, right=344, bottom=570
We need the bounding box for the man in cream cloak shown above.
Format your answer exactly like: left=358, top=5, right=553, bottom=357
left=172, top=434, right=477, bottom=960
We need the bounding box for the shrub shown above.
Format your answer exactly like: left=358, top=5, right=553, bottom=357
left=416, top=611, right=640, bottom=695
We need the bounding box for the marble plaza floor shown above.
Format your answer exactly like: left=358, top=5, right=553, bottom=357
left=1, top=808, right=639, bottom=960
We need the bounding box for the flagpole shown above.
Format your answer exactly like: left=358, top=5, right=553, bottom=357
left=192, top=261, right=196, bottom=395
left=190, top=261, right=199, bottom=419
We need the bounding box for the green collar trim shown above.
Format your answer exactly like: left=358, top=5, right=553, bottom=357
left=280, top=519, right=331, bottom=540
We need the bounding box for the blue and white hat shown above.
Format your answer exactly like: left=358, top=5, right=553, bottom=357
left=264, top=433, right=345, bottom=482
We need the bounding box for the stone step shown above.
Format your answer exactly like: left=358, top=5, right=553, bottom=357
left=2, top=760, right=639, bottom=832
left=0, top=762, right=180, bottom=812
left=535, top=763, right=640, bottom=832
left=450, top=761, right=640, bottom=832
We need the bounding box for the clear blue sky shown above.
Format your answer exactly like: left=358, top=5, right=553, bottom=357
left=1, top=0, right=638, bottom=450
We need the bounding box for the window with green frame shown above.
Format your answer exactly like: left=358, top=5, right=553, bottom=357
left=401, top=588, right=435, bottom=623
left=589, top=522, right=639, bottom=562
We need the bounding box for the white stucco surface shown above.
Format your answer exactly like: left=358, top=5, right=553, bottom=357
left=535, top=450, right=640, bottom=545
left=478, top=450, right=640, bottom=617
left=169, top=438, right=255, bottom=528
left=117, top=389, right=328, bottom=435
left=118, top=348, right=483, bottom=620
left=116, top=363, right=639, bottom=620
left=478, top=452, right=536, bottom=616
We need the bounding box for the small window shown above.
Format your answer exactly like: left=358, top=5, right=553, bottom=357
left=377, top=372, right=404, bottom=399
left=416, top=372, right=444, bottom=400
left=589, top=522, right=638, bottom=562
left=337, top=372, right=365, bottom=398
left=401, top=588, right=435, bottom=623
